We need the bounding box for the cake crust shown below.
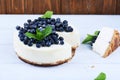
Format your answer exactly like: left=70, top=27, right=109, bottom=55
left=17, top=48, right=76, bottom=66
left=103, top=30, right=120, bottom=58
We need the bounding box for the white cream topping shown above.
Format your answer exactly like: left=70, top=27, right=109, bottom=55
left=57, top=28, right=80, bottom=48
left=92, top=27, right=114, bottom=56
left=14, top=31, right=72, bottom=64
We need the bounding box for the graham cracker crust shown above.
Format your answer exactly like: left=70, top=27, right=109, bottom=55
left=17, top=48, right=76, bottom=66
left=103, top=30, right=120, bottom=58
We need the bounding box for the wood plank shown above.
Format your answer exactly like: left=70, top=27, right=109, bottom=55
left=87, top=0, right=104, bottom=14
left=103, top=0, right=116, bottom=14
left=61, top=0, right=88, bottom=14
left=24, top=0, right=33, bottom=14
left=0, top=0, right=6, bottom=14
left=11, top=0, right=24, bottom=14
left=116, top=0, right=120, bottom=14
left=6, top=0, right=12, bottom=14
left=33, top=0, right=60, bottom=14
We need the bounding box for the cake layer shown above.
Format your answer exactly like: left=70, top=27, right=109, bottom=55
left=57, top=28, right=80, bottom=49
left=14, top=32, right=72, bottom=64
left=92, top=27, right=114, bottom=56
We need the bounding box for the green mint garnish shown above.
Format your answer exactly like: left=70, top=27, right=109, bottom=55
left=82, top=31, right=100, bottom=44
left=41, top=11, right=53, bottom=18
left=25, top=26, right=52, bottom=41
left=94, top=72, right=106, bottom=80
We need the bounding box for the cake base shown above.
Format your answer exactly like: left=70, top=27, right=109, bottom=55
left=17, top=48, right=76, bottom=66
left=103, top=30, right=120, bottom=58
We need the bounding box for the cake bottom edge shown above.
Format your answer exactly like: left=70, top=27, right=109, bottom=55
left=17, top=48, right=76, bottom=66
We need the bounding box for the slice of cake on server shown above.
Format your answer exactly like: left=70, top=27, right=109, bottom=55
left=82, top=27, right=120, bottom=58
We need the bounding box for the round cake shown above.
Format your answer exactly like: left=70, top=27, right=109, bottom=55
left=13, top=11, right=80, bottom=66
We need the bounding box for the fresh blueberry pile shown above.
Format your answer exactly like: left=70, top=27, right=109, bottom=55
left=16, top=17, right=73, bottom=48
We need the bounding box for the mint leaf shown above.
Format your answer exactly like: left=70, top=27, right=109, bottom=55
left=25, top=26, right=52, bottom=41
left=94, top=31, right=100, bottom=36
left=41, top=11, right=53, bottom=18
left=42, top=26, right=52, bottom=38
left=36, top=29, right=43, bottom=40
left=82, top=34, right=95, bottom=44
left=94, top=72, right=106, bottom=80
left=25, top=32, right=38, bottom=40
left=82, top=31, right=100, bottom=44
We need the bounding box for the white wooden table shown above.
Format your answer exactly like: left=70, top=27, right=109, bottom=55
left=0, top=15, right=120, bottom=80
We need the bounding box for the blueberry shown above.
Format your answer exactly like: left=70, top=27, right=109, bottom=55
left=27, top=19, right=32, bottom=23
left=29, top=21, right=34, bottom=25
left=68, top=26, right=73, bottom=32
left=56, top=18, right=61, bottom=22
left=63, top=23, right=68, bottom=27
left=38, top=21, right=42, bottom=25
left=28, top=41, right=33, bottom=46
left=46, top=19, right=51, bottom=24
left=31, top=25, right=37, bottom=29
left=37, top=23, right=42, bottom=27
left=59, top=37, right=64, bottom=40
left=60, top=41, right=64, bottom=45
left=24, top=23, right=28, bottom=26
left=33, top=19, right=38, bottom=23
left=59, top=27, right=64, bottom=32
left=50, top=39, right=54, bottom=44
left=24, top=36, right=29, bottom=41
left=38, top=17, right=42, bottom=21
left=45, top=41, right=51, bottom=47
left=20, top=36, right=24, bottom=41
left=54, top=33, right=59, bottom=37
left=30, top=29, right=36, bottom=33
left=51, top=22, right=55, bottom=25
left=36, top=43, right=41, bottom=48
left=16, top=26, right=20, bottom=30
left=23, top=39, right=28, bottom=45
left=44, top=37, right=49, bottom=41
left=42, top=24, right=46, bottom=28
left=51, top=25, right=55, bottom=29
left=41, top=40, right=45, bottom=46
left=42, top=21, right=46, bottom=25
left=38, top=27, right=44, bottom=31
left=19, top=28, right=25, bottom=33
left=63, top=20, right=68, bottom=24
left=54, top=40, right=59, bottom=44
left=55, top=23, right=61, bottom=27
left=51, top=18, right=55, bottom=22
left=24, top=24, right=29, bottom=29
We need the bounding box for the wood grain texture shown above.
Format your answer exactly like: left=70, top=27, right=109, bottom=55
left=11, top=0, right=24, bottom=14
left=0, top=0, right=119, bottom=14
left=103, top=0, right=116, bottom=14
left=33, top=0, right=60, bottom=14
left=61, top=0, right=88, bottom=14
left=0, top=0, right=6, bottom=14
left=116, top=0, right=120, bottom=14
left=24, top=0, right=33, bottom=14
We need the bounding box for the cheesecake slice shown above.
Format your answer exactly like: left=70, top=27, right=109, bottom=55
left=93, top=27, right=120, bottom=58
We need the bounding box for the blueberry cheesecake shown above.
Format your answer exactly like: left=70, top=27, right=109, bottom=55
left=14, top=11, right=80, bottom=66
left=82, top=27, right=120, bottom=58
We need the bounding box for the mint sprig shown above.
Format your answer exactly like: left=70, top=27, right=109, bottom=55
left=94, top=72, right=106, bottom=80
left=41, top=11, right=53, bottom=18
left=25, top=26, right=52, bottom=41
left=82, top=31, right=100, bottom=44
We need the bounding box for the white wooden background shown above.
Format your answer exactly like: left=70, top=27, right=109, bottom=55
left=0, top=15, right=120, bottom=80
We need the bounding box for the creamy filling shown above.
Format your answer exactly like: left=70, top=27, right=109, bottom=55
left=57, top=28, right=80, bottom=48
left=14, top=31, right=72, bottom=64
left=92, top=27, right=114, bottom=56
